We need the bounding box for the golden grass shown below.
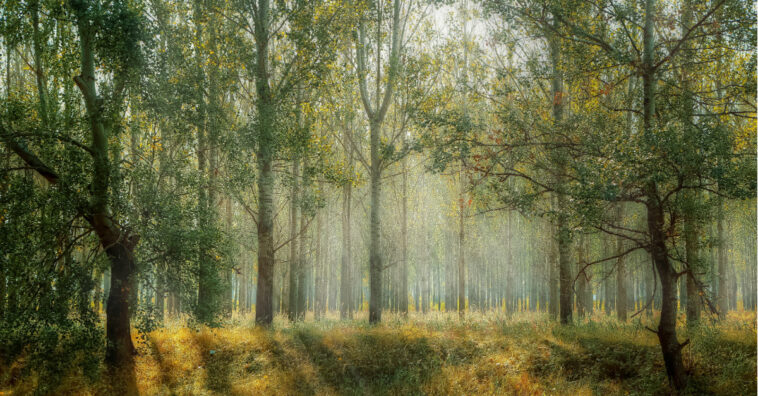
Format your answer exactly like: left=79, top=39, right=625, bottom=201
left=2, top=310, right=756, bottom=395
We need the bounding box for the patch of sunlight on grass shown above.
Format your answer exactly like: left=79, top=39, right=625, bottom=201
left=3, top=310, right=756, bottom=395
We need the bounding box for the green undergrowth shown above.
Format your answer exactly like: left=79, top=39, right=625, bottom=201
left=1, top=311, right=755, bottom=395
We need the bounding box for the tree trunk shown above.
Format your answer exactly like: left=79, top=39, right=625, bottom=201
left=102, top=236, right=138, bottom=367
left=642, top=0, right=687, bottom=387
left=297, top=195, right=307, bottom=320
left=680, top=0, right=700, bottom=327
left=548, top=21, right=572, bottom=325
left=458, top=163, right=466, bottom=319
left=253, top=0, right=276, bottom=326
left=716, top=196, right=728, bottom=319
left=647, top=186, right=688, bottom=390
left=69, top=3, right=138, bottom=391
left=400, top=158, right=409, bottom=315
left=576, top=236, right=586, bottom=319
left=684, top=210, right=701, bottom=325
left=368, top=120, right=383, bottom=323
left=616, top=204, right=628, bottom=321
left=557, top=200, right=572, bottom=324
left=314, top=204, right=324, bottom=320
left=340, top=176, right=353, bottom=319
left=548, top=216, right=559, bottom=319
left=288, top=158, right=300, bottom=321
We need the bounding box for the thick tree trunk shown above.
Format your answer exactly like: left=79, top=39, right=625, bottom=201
left=70, top=3, right=138, bottom=392
left=647, top=187, right=688, bottom=390
left=97, top=232, right=138, bottom=395
left=101, top=236, right=138, bottom=367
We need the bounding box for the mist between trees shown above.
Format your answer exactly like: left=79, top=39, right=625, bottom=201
left=0, top=0, right=755, bottom=394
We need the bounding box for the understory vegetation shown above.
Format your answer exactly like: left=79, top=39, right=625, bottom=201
left=2, top=312, right=755, bottom=395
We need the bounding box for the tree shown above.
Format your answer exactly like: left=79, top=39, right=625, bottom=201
left=354, top=0, right=404, bottom=323
left=1, top=0, right=147, bottom=390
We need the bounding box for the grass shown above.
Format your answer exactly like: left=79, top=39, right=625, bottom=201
left=1, top=310, right=755, bottom=395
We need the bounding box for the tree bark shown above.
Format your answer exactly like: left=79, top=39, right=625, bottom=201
left=340, top=172, right=353, bottom=319
left=680, top=0, right=701, bottom=327
left=400, top=157, right=409, bottom=315
left=254, top=0, right=276, bottom=326
left=457, top=163, right=466, bottom=319
left=576, top=236, right=586, bottom=319
left=684, top=210, right=701, bottom=325
left=642, top=0, right=687, bottom=388
left=616, top=204, right=628, bottom=321
left=297, top=184, right=308, bottom=320
left=288, top=158, right=300, bottom=321
left=716, top=196, right=728, bottom=319
left=355, top=0, right=402, bottom=324
left=647, top=185, right=689, bottom=390
left=69, top=3, right=138, bottom=391
left=368, top=121, right=383, bottom=323
left=548, top=20, right=572, bottom=325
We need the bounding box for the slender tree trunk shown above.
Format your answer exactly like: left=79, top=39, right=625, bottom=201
left=297, top=192, right=307, bottom=320
left=368, top=120, right=383, bottom=323
left=458, top=163, right=466, bottom=319
left=356, top=0, right=402, bottom=323
left=576, top=236, right=586, bottom=319
left=254, top=0, right=276, bottom=325
left=314, top=204, right=323, bottom=320
left=31, top=1, right=49, bottom=125
left=288, top=158, right=300, bottom=321
left=680, top=0, right=701, bottom=327
left=422, top=249, right=429, bottom=314
left=193, top=0, right=223, bottom=326
left=548, top=215, right=559, bottom=319
left=340, top=174, right=353, bottom=319
left=617, top=204, right=628, bottom=321
left=717, top=196, right=728, bottom=319
left=400, top=158, right=409, bottom=315
left=548, top=22, right=572, bottom=325
left=684, top=211, right=701, bottom=325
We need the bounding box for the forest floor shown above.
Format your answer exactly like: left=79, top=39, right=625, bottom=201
left=4, top=311, right=756, bottom=395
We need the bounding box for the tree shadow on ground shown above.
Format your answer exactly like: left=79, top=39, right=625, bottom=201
left=148, top=337, right=178, bottom=395
left=190, top=331, right=240, bottom=395
left=527, top=331, right=669, bottom=395
left=291, top=327, right=455, bottom=395
left=254, top=330, right=318, bottom=395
